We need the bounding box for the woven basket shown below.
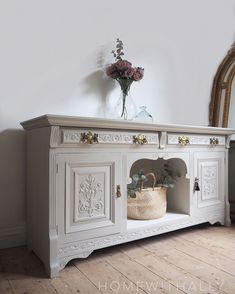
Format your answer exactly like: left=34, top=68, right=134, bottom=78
left=127, top=172, right=167, bottom=220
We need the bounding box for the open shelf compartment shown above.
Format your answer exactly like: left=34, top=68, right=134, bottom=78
left=127, top=157, right=190, bottom=232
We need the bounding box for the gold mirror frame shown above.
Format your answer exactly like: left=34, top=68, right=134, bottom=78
left=209, top=42, right=235, bottom=127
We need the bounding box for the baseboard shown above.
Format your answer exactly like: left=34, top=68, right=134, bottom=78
left=0, top=222, right=26, bottom=249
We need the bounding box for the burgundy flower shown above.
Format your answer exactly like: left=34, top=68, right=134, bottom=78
left=132, top=67, right=144, bottom=81
left=106, top=64, right=119, bottom=78
left=115, top=60, right=132, bottom=71
left=123, top=68, right=135, bottom=78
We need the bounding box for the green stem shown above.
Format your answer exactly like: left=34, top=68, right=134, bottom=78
left=121, top=92, right=127, bottom=118
left=117, top=78, right=133, bottom=120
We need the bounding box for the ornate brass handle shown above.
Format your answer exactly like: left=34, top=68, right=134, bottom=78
left=133, top=134, right=148, bottom=145
left=178, top=136, right=190, bottom=146
left=116, top=185, right=121, bottom=198
left=210, top=137, right=219, bottom=145
left=80, top=131, right=99, bottom=144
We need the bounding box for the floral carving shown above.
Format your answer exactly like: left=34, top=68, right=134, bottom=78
left=168, top=135, right=225, bottom=146
left=78, top=174, right=103, bottom=217
left=62, top=130, right=158, bottom=145
left=202, top=166, right=217, bottom=198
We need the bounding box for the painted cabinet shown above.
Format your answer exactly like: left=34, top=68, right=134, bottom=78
left=21, top=115, right=235, bottom=277
left=194, top=152, right=224, bottom=210
left=56, top=152, right=123, bottom=243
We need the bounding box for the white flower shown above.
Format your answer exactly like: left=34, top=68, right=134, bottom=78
left=127, top=177, right=133, bottom=184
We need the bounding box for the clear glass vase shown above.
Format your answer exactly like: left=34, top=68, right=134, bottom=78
left=134, top=106, right=153, bottom=122
left=115, top=89, right=137, bottom=120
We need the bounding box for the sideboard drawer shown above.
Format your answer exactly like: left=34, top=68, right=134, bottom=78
left=61, top=128, right=159, bottom=146
left=167, top=134, right=225, bottom=146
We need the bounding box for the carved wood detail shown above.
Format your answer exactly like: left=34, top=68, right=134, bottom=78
left=201, top=166, right=217, bottom=200
left=62, top=129, right=158, bottom=145
left=168, top=134, right=225, bottom=145
left=77, top=173, right=104, bottom=218
left=58, top=211, right=224, bottom=259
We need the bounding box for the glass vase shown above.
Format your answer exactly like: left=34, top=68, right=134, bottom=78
left=115, top=89, right=137, bottom=120
left=134, top=106, right=154, bottom=122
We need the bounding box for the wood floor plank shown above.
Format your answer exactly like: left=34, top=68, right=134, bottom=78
left=97, top=247, right=182, bottom=294
left=0, top=225, right=235, bottom=294
left=176, top=230, right=235, bottom=260
left=119, top=243, right=220, bottom=294
left=0, top=280, right=14, bottom=294
left=138, top=236, right=235, bottom=294
left=73, top=253, right=146, bottom=294
left=8, top=278, right=57, bottom=294
left=196, top=225, right=235, bottom=241
left=0, top=247, right=57, bottom=294
left=169, top=235, right=235, bottom=277
left=0, top=246, right=46, bottom=280
left=51, top=264, right=101, bottom=294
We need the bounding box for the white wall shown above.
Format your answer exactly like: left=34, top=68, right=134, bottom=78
left=0, top=0, right=234, bottom=247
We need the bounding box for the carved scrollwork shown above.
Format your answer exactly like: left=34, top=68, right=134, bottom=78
left=78, top=174, right=103, bottom=218
left=62, top=130, right=158, bottom=145
left=58, top=212, right=224, bottom=258
left=202, top=166, right=217, bottom=198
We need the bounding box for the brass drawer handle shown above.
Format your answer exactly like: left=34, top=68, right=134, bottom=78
left=80, top=131, right=99, bottom=144
left=133, top=134, right=148, bottom=145
left=210, top=137, right=219, bottom=145
left=178, top=136, right=190, bottom=146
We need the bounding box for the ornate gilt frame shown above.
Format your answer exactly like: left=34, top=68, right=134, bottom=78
left=209, top=43, right=235, bottom=127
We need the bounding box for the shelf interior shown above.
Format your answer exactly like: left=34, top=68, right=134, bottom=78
left=127, top=211, right=189, bottom=231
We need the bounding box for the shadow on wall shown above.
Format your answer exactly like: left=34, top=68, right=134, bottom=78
left=80, top=70, right=116, bottom=117
left=0, top=129, right=26, bottom=226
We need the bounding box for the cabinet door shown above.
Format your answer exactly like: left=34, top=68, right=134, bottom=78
left=56, top=152, right=122, bottom=242
left=194, top=152, right=224, bottom=209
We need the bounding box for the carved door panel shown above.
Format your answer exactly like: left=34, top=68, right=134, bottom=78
left=56, top=152, right=122, bottom=242
left=194, top=152, right=224, bottom=209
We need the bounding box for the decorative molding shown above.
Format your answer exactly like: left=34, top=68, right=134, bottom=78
left=168, top=134, right=225, bottom=146
left=58, top=250, right=93, bottom=271
left=0, top=222, right=26, bottom=249
left=50, top=126, right=60, bottom=148
left=159, top=131, right=167, bottom=149
left=21, top=114, right=235, bottom=135
left=226, top=135, right=232, bottom=149
left=58, top=211, right=224, bottom=259
left=62, top=129, right=159, bottom=145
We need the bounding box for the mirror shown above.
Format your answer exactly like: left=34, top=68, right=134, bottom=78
left=209, top=42, right=235, bottom=128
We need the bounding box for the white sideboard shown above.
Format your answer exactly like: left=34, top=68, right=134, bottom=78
left=21, top=115, right=235, bottom=277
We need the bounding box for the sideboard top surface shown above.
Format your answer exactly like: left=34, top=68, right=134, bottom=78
left=21, top=114, right=235, bottom=135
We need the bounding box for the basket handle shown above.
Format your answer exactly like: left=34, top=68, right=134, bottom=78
left=140, top=172, right=156, bottom=191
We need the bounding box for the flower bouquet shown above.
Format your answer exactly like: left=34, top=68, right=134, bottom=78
left=106, top=39, right=144, bottom=119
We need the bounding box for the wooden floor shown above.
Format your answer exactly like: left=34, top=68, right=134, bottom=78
left=1, top=224, right=235, bottom=293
